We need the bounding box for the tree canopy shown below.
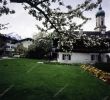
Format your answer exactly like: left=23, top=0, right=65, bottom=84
left=22, top=0, right=102, bottom=37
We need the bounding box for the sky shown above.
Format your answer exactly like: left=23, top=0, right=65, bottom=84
left=0, top=0, right=110, bottom=39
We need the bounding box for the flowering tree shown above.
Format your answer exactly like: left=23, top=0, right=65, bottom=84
left=0, top=0, right=15, bottom=30
left=58, top=33, right=110, bottom=52
left=15, top=43, right=27, bottom=55
left=7, top=0, right=101, bottom=35
left=23, top=0, right=102, bottom=38
left=26, top=32, right=52, bottom=59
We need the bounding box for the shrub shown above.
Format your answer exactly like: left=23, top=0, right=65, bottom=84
left=81, top=64, right=110, bottom=84
left=94, top=63, right=110, bottom=73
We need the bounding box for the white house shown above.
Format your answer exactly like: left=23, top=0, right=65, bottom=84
left=0, top=34, right=33, bottom=57
left=57, top=52, right=110, bottom=64
left=6, top=42, right=16, bottom=52
left=56, top=5, right=110, bottom=64
left=2, top=36, right=18, bottom=56
left=19, top=38, right=33, bottom=49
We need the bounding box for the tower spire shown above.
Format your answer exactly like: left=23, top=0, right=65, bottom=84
left=99, top=4, right=102, bottom=10
left=94, top=4, right=106, bottom=32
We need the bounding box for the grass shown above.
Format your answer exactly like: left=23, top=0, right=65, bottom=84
left=0, top=58, right=110, bottom=100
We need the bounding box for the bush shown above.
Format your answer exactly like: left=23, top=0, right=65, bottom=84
left=93, top=63, right=110, bottom=73
left=25, top=48, right=51, bottom=60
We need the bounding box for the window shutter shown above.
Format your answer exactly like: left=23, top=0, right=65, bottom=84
left=91, top=55, right=95, bottom=60
left=68, top=55, right=71, bottom=60
left=62, top=54, right=65, bottom=60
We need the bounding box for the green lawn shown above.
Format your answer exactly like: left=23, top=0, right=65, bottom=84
left=0, top=59, right=110, bottom=100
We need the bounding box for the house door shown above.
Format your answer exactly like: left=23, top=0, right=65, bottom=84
left=106, top=55, right=110, bottom=63
left=98, top=55, right=102, bottom=62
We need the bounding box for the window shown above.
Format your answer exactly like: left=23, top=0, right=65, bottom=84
left=101, top=20, right=103, bottom=25
left=96, top=21, right=97, bottom=26
left=106, top=55, right=110, bottom=63
left=91, top=55, right=95, bottom=60
left=6, top=46, right=10, bottom=48
left=62, top=54, right=65, bottom=60
left=62, top=54, right=71, bottom=60
left=11, top=46, right=14, bottom=49
left=68, top=54, right=71, bottom=60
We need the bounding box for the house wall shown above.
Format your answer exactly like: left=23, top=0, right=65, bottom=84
left=58, top=52, right=110, bottom=64
left=21, top=40, right=33, bottom=49
left=102, top=53, right=110, bottom=63
left=6, top=43, right=16, bottom=52
left=57, top=52, right=100, bottom=64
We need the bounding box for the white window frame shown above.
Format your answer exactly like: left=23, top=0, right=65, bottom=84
left=62, top=54, right=71, bottom=60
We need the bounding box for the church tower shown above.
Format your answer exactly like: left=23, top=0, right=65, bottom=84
left=94, top=5, right=106, bottom=32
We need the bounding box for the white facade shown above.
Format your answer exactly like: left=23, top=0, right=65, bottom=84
left=6, top=43, right=16, bottom=52
left=57, top=52, right=110, bottom=64
left=21, top=40, right=33, bottom=49
left=94, top=5, right=106, bottom=32
left=101, top=53, right=110, bottom=63
left=4, top=39, right=33, bottom=57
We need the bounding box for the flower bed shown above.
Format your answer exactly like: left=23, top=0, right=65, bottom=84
left=81, top=65, right=110, bottom=84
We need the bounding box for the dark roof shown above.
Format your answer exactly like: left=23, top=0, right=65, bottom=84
left=96, top=5, right=105, bottom=17
left=0, top=34, right=33, bottom=43
left=73, top=31, right=100, bottom=35
left=0, top=34, right=18, bottom=43
left=73, top=31, right=110, bottom=37
left=19, top=38, right=33, bottom=42
left=58, top=48, right=110, bottom=53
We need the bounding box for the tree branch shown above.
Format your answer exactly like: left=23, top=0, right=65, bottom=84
left=26, top=1, right=61, bottom=35
left=36, top=0, right=49, bottom=6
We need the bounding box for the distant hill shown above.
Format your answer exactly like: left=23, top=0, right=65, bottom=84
left=6, top=32, right=22, bottom=40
